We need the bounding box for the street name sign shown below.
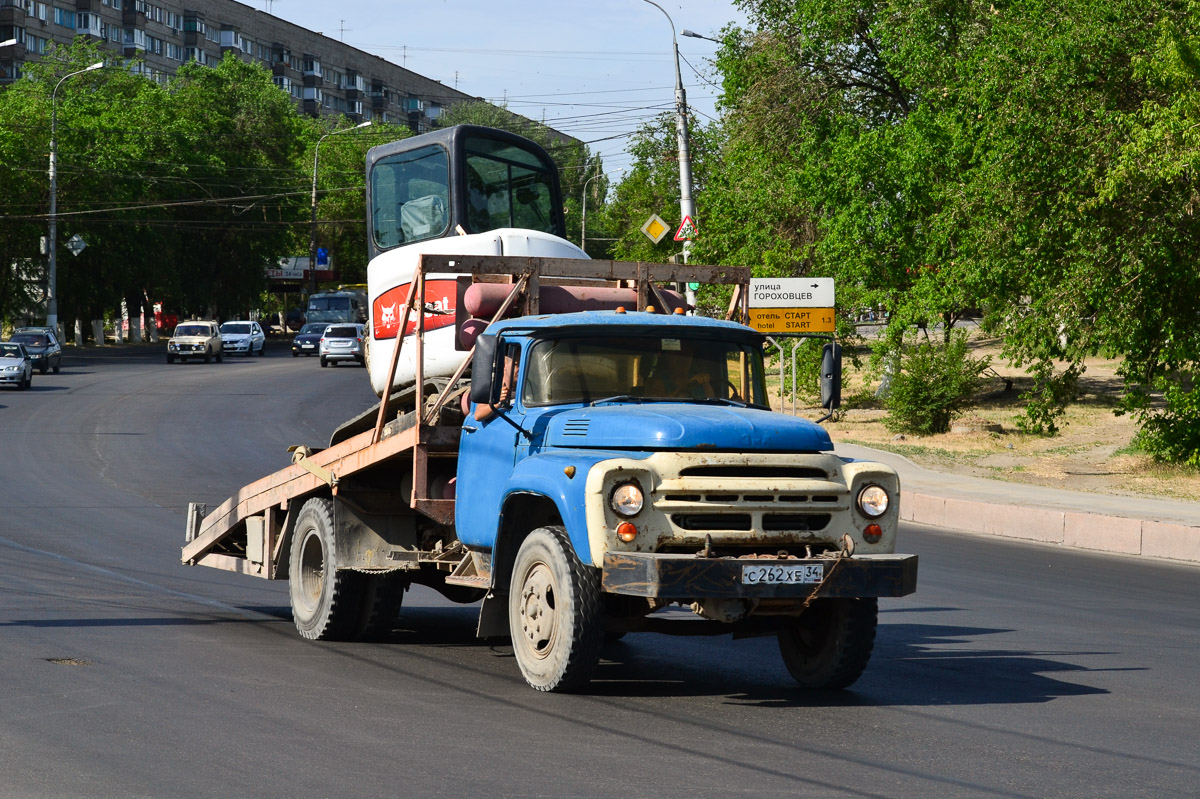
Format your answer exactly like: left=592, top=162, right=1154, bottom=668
left=748, top=277, right=835, bottom=334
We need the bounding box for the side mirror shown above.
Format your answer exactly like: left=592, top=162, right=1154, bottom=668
left=469, top=335, right=497, bottom=405
left=820, top=341, right=842, bottom=410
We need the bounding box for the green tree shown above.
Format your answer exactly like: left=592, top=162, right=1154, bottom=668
left=704, top=1, right=1200, bottom=450
left=601, top=113, right=720, bottom=264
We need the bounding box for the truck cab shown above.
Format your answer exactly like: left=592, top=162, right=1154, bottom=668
left=458, top=310, right=915, bottom=691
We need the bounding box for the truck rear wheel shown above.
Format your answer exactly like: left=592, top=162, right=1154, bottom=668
left=778, top=597, right=877, bottom=690
left=288, top=497, right=362, bottom=641
left=508, top=526, right=603, bottom=692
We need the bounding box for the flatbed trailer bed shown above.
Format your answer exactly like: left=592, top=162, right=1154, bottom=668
left=182, top=255, right=752, bottom=581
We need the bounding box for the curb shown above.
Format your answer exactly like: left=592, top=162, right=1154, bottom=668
left=901, top=489, right=1200, bottom=565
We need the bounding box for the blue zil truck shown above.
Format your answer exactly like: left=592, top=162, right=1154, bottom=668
left=183, top=126, right=917, bottom=692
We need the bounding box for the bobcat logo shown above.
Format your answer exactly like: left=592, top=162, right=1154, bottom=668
left=379, top=302, right=397, bottom=329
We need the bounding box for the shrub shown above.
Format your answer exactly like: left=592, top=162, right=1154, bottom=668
left=1124, top=376, right=1200, bottom=467
left=884, top=333, right=990, bottom=435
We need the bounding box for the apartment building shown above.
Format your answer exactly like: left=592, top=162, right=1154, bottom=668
left=0, top=0, right=481, bottom=131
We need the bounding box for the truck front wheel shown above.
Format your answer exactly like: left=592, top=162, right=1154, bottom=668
left=288, top=497, right=362, bottom=641
left=778, top=597, right=878, bottom=690
left=508, top=526, right=603, bottom=692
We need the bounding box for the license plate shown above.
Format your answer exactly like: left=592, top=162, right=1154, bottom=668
left=302, top=344, right=314, bottom=349
left=741, top=562, right=824, bottom=585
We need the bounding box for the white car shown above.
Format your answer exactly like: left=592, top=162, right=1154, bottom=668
left=220, top=321, right=266, bottom=356
left=0, top=342, right=33, bottom=390
left=167, top=320, right=223, bottom=364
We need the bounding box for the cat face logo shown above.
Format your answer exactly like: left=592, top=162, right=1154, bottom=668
left=372, top=279, right=458, bottom=340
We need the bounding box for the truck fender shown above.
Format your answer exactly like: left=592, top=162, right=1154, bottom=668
left=503, top=456, right=598, bottom=565
left=475, top=491, right=563, bottom=639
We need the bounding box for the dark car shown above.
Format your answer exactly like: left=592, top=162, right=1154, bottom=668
left=10, top=329, right=62, bottom=374
left=291, top=323, right=329, bottom=357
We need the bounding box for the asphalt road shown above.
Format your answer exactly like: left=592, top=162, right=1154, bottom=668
left=1, top=343, right=1197, bottom=798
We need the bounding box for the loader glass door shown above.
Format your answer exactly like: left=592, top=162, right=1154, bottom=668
left=463, top=136, right=559, bottom=237
left=370, top=144, right=450, bottom=249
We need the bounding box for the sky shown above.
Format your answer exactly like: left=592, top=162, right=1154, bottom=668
left=259, top=0, right=750, bottom=176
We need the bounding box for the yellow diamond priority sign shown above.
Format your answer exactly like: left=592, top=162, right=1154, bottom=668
left=641, top=214, right=670, bottom=244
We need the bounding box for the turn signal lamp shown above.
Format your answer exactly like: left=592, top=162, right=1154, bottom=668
left=617, top=522, right=638, bottom=542
left=863, top=524, right=883, bottom=543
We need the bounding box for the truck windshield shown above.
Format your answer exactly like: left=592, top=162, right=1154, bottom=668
left=522, top=334, right=769, bottom=408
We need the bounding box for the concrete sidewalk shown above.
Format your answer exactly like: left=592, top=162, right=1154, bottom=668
left=836, top=443, right=1200, bottom=565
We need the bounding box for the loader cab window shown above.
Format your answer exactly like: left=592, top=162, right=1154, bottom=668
left=371, top=144, right=450, bottom=249
left=463, top=136, right=558, bottom=237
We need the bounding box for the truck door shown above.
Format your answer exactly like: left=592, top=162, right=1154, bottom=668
left=455, top=341, right=526, bottom=549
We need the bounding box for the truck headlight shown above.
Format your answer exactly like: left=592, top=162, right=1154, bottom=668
left=857, top=484, right=889, bottom=518
left=610, top=481, right=644, bottom=517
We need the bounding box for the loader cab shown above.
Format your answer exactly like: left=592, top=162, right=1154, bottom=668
left=366, top=125, right=567, bottom=261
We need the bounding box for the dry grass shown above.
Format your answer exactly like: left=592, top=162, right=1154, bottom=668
left=772, top=334, right=1200, bottom=501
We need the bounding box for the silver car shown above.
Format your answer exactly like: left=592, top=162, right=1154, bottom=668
left=0, top=342, right=33, bottom=390
left=318, top=323, right=366, bottom=367
left=219, top=321, right=266, bottom=356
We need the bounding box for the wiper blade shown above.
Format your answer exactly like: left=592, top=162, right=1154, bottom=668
left=692, top=396, right=749, bottom=407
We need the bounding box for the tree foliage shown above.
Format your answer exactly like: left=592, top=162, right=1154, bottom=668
left=666, top=0, right=1200, bottom=457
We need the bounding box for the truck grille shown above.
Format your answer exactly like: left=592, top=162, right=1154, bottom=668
left=671, top=513, right=831, bottom=532
left=677, top=465, right=828, bottom=479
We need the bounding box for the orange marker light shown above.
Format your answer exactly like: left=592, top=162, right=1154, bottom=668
left=863, top=524, right=883, bottom=543
left=616, top=522, right=638, bottom=542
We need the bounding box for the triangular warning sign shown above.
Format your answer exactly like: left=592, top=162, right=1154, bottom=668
left=673, top=215, right=698, bottom=241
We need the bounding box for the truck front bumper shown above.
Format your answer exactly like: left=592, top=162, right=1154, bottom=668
left=601, top=552, right=917, bottom=599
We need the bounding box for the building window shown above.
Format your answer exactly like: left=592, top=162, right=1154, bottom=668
left=54, top=7, right=76, bottom=27
left=302, top=57, right=321, bottom=77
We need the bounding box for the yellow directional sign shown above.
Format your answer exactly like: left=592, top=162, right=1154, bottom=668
left=641, top=214, right=670, bottom=244
left=749, top=307, right=836, bottom=333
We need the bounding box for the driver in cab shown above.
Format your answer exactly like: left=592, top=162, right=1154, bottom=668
left=646, top=339, right=717, bottom=400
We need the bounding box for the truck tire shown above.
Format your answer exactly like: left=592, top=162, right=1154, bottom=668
left=778, top=597, right=878, bottom=690
left=508, top=525, right=603, bottom=692
left=350, top=572, right=406, bottom=641
left=288, top=497, right=362, bottom=641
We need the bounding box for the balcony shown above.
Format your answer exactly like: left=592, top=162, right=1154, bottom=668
left=74, top=0, right=94, bottom=9
left=122, top=7, right=144, bottom=25
left=0, top=37, right=25, bottom=59
left=0, top=3, right=25, bottom=25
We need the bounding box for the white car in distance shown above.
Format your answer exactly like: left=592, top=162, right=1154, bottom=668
left=220, top=321, right=266, bottom=357
left=0, top=342, right=33, bottom=390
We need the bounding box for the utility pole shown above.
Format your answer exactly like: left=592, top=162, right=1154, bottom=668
left=642, top=1, right=695, bottom=265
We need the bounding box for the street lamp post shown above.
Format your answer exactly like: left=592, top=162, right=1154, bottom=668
left=581, top=167, right=622, bottom=252
left=309, top=120, right=372, bottom=296
left=642, top=0, right=696, bottom=264
left=48, top=61, right=103, bottom=334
